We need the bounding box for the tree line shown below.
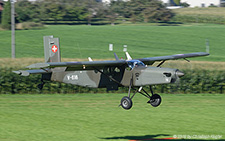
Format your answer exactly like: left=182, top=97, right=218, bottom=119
left=1, top=0, right=174, bottom=29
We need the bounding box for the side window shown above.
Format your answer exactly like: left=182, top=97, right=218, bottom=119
left=103, top=67, right=121, bottom=73
left=126, top=67, right=132, bottom=71
left=114, top=67, right=120, bottom=73
left=127, top=62, right=133, bottom=68
left=103, top=67, right=110, bottom=74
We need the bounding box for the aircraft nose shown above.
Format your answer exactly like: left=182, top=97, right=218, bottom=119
left=176, top=70, right=185, bottom=78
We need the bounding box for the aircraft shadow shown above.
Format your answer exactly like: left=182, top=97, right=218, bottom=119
left=101, top=134, right=225, bottom=141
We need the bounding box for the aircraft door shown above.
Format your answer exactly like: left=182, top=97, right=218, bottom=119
left=99, top=66, right=125, bottom=90
left=120, top=66, right=133, bottom=86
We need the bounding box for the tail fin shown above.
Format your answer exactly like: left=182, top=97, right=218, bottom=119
left=43, top=36, right=61, bottom=63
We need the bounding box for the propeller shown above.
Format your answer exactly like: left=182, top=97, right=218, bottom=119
left=176, top=70, right=185, bottom=78
left=171, top=69, right=184, bottom=83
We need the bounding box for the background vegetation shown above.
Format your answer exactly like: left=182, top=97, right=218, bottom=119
left=1, top=0, right=174, bottom=29
left=1, top=67, right=224, bottom=94
left=1, top=58, right=224, bottom=94
left=1, top=0, right=11, bottom=29
left=2, top=0, right=225, bottom=28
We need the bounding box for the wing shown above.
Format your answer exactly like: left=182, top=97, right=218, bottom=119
left=14, top=52, right=209, bottom=76
left=138, top=52, right=209, bottom=65
left=26, top=60, right=127, bottom=71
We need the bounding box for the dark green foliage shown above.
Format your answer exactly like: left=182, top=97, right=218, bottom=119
left=15, top=0, right=102, bottom=23
left=1, top=0, right=11, bottom=29
left=0, top=68, right=224, bottom=94
left=13, top=0, right=174, bottom=25
left=15, top=0, right=41, bottom=23
left=155, top=70, right=225, bottom=94
left=0, top=11, right=2, bottom=23
left=180, top=2, right=190, bottom=7
left=116, top=0, right=175, bottom=23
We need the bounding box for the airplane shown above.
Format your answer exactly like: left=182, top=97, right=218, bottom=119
left=13, top=36, right=209, bottom=110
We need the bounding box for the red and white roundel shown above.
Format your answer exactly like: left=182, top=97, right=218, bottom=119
left=51, top=45, right=58, bottom=53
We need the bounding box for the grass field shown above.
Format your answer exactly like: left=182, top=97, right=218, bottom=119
left=0, top=94, right=224, bottom=141
left=0, top=24, right=225, bottom=62
left=173, top=7, right=225, bottom=18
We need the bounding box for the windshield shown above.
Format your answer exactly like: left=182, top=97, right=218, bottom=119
left=127, top=60, right=145, bottom=69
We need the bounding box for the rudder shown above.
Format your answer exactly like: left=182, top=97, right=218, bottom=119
left=43, top=36, right=61, bottom=63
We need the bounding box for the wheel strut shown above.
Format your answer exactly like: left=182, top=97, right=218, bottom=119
left=37, top=80, right=45, bottom=90
left=120, top=83, right=162, bottom=109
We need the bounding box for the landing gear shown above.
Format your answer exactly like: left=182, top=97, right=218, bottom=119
left=147, top=94, right=161, bottom=107
left=121, top=96, right=133, bottom=110
left=120, top=85, right=162, bottom=110
left=37, top=80, right=45, bottom=90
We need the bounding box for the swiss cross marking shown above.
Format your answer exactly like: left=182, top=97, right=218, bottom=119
left=51, top=45, right=58, bottom=53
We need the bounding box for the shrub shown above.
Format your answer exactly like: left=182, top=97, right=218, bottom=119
left=0, top=68, right=224, bottom=94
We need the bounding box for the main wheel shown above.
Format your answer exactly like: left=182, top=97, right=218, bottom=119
left=121, top=96, right=133, bottom=110
left=149, top=94, right=161, bottom=107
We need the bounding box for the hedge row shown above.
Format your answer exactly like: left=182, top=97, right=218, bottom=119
left=0, top=68, right=224, bottom=94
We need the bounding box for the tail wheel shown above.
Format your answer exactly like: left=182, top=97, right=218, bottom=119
left=121, top=96, right=133, bottom=110
left=149, top=94, right=161, bottom=107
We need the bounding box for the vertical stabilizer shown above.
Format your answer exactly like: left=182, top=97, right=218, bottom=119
left=43, top=36, right=61, bottom=63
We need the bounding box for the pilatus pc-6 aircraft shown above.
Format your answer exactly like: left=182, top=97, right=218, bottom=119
left=13, top=36, right=209, bottom=110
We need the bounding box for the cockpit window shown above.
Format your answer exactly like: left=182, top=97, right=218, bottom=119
left=127, top=60, right=145, bottom=70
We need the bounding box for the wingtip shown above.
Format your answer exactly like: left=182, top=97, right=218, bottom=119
left=200, top=52, right=210, bottom=56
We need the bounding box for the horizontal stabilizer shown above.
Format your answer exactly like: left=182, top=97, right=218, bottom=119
left=12, top=70, right=29, bottom=76
left=12, top=69, right=51, bottom=76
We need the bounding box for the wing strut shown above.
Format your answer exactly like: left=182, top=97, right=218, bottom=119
left=157, top=60, right=166, bottom=67
left=183, top=58, right=190, bottom=62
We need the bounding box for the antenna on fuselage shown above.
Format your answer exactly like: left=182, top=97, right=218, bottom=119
left=123, top=45, right=132, bottom=60
left=88, top=57, right=93, bottom=61
left=114, top=53, right=119, bottom=61
left=125, top=52, right=132, bottom=61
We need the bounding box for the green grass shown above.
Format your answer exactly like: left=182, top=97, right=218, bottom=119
left=0, top=24, right=225, bottom=62
left=0, top=94, right=224, bottom=141
left=173, top=7, right=225, bottom=18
